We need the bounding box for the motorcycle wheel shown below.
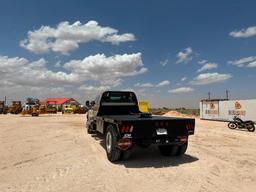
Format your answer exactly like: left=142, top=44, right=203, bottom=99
left=228, top=122, right=237, bottom=129
left=247, top=123, right=255, bottom=132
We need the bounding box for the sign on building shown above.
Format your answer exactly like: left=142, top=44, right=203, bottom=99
left=200, top=99, right=256, bottom=122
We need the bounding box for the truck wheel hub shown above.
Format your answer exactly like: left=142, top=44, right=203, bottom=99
left=106, top=132, right=112, bottom=153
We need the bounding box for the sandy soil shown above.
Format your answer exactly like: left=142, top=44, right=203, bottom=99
left=0, top=113, right=255, bottom=192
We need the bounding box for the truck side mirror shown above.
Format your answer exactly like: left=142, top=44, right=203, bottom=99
left=85, top=100, right=90, bottom=107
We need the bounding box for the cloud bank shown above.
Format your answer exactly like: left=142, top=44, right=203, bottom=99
left=168, top=87, right=194, bottom=93
left=230, top=26, right=256, bottom=38
left=20, top=20, right=136, bottom=54
left=191, top=72, right=232, bottom=85
left=228, top=56, right=256, bottom=68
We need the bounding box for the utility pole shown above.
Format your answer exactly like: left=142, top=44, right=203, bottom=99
left=208, top=92, right=211, bottom=100
left=4, top=96, right=6, bottom=105
left=226, top=90, right=229, bottom=100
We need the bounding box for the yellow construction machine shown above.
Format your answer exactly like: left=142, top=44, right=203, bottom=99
left=138, top=100, right=149, bottom=113
left=8, top=101, right=23, bottom=114
left=21, top=104, right=40, bottom=116
left=62, top=104, right=87, bottom=114
left=0, top=101, right=8, bottom=114
left=21, top=97, right=58, bottom=117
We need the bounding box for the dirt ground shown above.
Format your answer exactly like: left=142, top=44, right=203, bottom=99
left=0, top=113, right=255, bottom=192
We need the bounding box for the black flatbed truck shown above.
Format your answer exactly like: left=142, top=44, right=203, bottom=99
left=86, top=91, right=195, bottom=162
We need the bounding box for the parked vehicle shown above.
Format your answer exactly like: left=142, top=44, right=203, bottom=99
left=86, top=91, right=195, bottom=162
left=62, top=104, right=87, bottom=114
left=228, top=116, right=255, bottom=132
left=0, top=101, right=8, bottom=114
left=22, top=104, right=40, bottom=116
left=8, top=101, right=23, bottom=114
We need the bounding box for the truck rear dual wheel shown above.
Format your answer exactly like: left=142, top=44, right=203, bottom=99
left=87, top=123, right=93, bottom=134
left=87, top=127, right=93, bottom=134
left=121, top=149, right=132, bottom=160
left=105, top=125, right=122, bottom=162
left=176, top=142, right=188, bottom=156
left=136, top=141, right=151, bottom=148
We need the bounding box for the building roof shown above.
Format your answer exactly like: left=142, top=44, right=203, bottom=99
left=201, top=99, right=229, bottom=102
left=41, top=98, right=73, bottom=105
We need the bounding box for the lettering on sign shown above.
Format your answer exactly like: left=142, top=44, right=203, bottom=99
left=205, top=110, right=218, bottom=115
left=228, top=110, right=246, bottom=116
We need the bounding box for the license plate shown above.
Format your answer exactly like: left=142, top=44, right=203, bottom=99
left=156, top=128, right=167, bottom=135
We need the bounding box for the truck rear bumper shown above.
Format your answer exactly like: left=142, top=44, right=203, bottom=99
left=131, top=136, right=188, bottom=146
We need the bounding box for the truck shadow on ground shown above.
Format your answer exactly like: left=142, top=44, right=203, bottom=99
left=91, top=134, right=199, bottom=168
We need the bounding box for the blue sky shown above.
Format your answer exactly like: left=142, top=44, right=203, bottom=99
left=0, top=0, right=256, bottom=108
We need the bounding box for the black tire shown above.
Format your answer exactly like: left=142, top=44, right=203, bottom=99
left=158, top=145, right=178, bottom=156
left=228, top=122, right=237, bottom=129
left=176, top=142, right=188, bottom=156
left=86, top=123, right=93, bottom=134
left=136, top=142, right=151, bottom=148
left=105, top=125, right=121, bottom=162
left=247, top=123, right=255, bottom=132
left=121, top=149, right=132, bottom=160
left=87, top=127, right=93, bottom=134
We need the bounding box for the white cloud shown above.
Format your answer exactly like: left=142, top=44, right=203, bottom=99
left=168, top=87, right=194, bottom=93
left=0, top=56, right=78, bottom=88
left=230, top=26, right=256, bottom=38
left=135, top=83, right=154, bottom=88
left=0, top=53, right=146, bottom=99
left=135, top=80, right=170, bottom=88
left=228, top=56, right=256, bottom=67
left=156, top=80, right=170, bottom=87
left=190, top=72, right=232, bottom=85
left=247, top=60, right=256, bottom=68
left=160, top=59, right=168, bottom=67
left=79, top=84, right=110, bottom=92
left=121, top=88, right=134, bottom=92
left=64, top=53, right=146, bottom=86
left=181, top=77, right=187, bottom=81
left=197, top=62, right=218, bottom=73
left=176, top=47, right=193, bottom=64
left=103, top=33, right=135, bottom=45
left=198, top=60, right=207, bottom=65
left=20, top=20, right=136, bottom=54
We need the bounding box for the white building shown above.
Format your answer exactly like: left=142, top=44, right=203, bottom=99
left=200, top=99, right=256, bottom=122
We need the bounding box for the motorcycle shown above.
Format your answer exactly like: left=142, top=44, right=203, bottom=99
left=228, top=116, right=255, bottom=132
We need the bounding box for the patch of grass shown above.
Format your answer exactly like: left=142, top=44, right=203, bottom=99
left=148, top=108, right=170, bottom=115
left=175, top=108, right=200, bottom=116
left=149, top=107, right=200, bottom=116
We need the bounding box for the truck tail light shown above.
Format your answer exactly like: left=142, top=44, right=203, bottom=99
left=117, top=138, right=132, bottom=150
left=120, top=125, right=133, bottom=133
left=186, top=124, right=194, bottom=130
left=178, top=136, right=187, bottom=144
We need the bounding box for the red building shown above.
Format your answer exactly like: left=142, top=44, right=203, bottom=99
left=41, top=98, right=80, bottom=111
